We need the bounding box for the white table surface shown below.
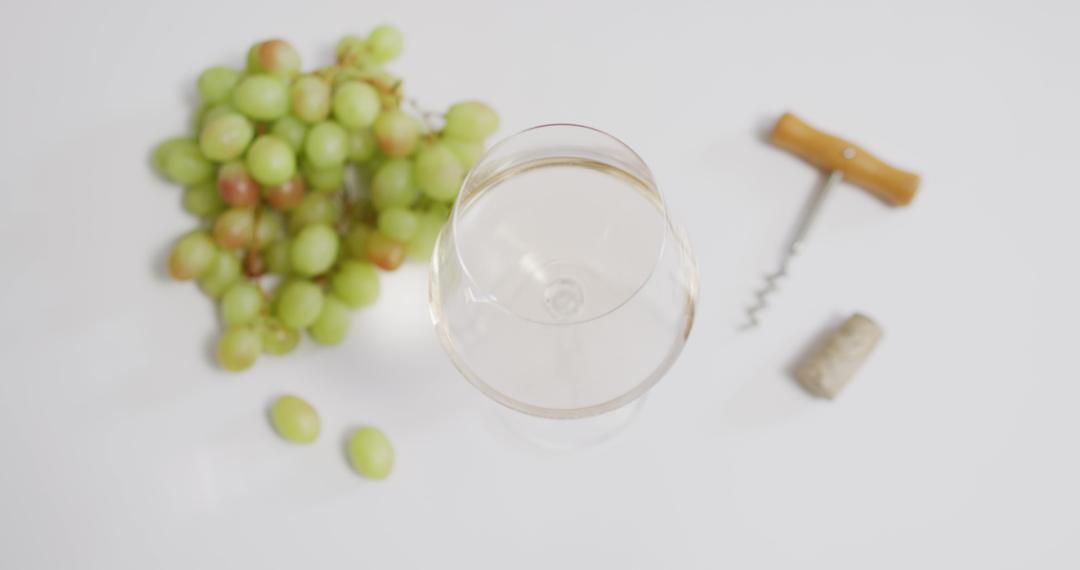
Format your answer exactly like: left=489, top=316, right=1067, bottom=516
left=2, top=1, right=1078, bottom=568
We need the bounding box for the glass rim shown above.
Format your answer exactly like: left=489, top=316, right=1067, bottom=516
left=447, top=122, right=674, bottom=328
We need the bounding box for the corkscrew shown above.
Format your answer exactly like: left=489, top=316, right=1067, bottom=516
left=741, top=113, right=921, bottom=330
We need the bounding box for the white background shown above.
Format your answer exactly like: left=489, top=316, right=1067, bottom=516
left=1, top=0, right=1078, bottom=568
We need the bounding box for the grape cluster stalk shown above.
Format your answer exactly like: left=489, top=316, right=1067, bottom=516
left=155, top=27, right=499, bottom=371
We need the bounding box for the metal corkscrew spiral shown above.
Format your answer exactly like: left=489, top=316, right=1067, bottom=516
left=741, top=169, right=842, bottom=329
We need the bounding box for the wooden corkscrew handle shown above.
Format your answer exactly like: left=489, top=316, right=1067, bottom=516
left=770, top=112, right=921, bottom=206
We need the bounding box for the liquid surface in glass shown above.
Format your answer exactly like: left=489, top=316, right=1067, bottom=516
left=435, top=157, right=694, bottom=417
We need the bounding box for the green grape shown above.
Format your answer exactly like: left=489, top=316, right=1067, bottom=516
left=221, top=281, right=263, bottom=326
left=269, top=395, right=320, bottom=443
left=442, top=137, right=485, bottom=169
left=182, top=181, right=226, bottom=218
left=161, top=140, right=214, bottom=185
left=287, top=193, right=339, bottom=233
left=264, top=175, right=306, bottom=211
left=200, top=111, right=254, bottom=159
left=414, top=142, right=465, bottom=201
left=265, top=239, right=292, bottom=275
left=275, top=280, right=324, bottom=329
left=199, top=112, right=254, bottom=161
left=290, top=223, right=340, bottom=276
left=216, top=161, right=259, bottom=207
left=301, top=160, right=345, bottom=192
left=253, top=209, right=283, bottom=250
left=346, top=426, right=394, bottom=479
left=217, top=325, right=261, bottom=371
left=332, top=81, right=381, bottom=129
left=367, top=25, right=403, bottom=63
left=168, top=231, right=217, bottom=280
left=246, top=135, right=296, bottom=186
left=371, top=158, right=418, bottom=210
left=308, top=295, right=350, bottom=344
left=344, top=223, right=373, bottom=259
left=304, top=121, right=348, bottom=168
left=377, top=207, right=419, bottom=242
left=198, top=250, right=242, bottom=299
left=290, top=75, right=331, bottom=123
left=347, top=129, right=377, bottom=162
left=336, top=35, right=367, bottom=64
left=232, top=74, right=289, bottom=121
left=443, top=101, right=499, bottom=141
left=196, top=103, right=235, bottom=131
left=331, top=260, right=380, bottom=308
left=247, top=39, right=301, bottom=79
left=365, top=231, right=406, bottom=270
left=259, top=317, right=299, bottom=355
left=213, top=207, right=255, bottom=250
left=153, top=137, right=194, bottom=173
left=372, top=110, right=420, bottom=157
left=197, top=66, right=242, bottom=105
left=406, top=210, right=446, bottom=260
left=270, top=115, right=308, bottom=151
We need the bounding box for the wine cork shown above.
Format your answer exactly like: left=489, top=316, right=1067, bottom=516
left=794, top=313, right=883, bottom=399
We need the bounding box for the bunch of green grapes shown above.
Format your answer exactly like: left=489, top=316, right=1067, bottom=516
left=154, top=27, right=499, bottom=371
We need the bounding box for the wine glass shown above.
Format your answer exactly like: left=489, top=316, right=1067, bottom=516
left=429, top=124, right=698, bottom=446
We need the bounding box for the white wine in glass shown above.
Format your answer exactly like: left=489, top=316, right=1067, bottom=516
left=430, top=124, right=697, bottom=444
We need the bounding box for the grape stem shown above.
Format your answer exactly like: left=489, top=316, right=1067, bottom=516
left=405, top=97, right=443, bottom=134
